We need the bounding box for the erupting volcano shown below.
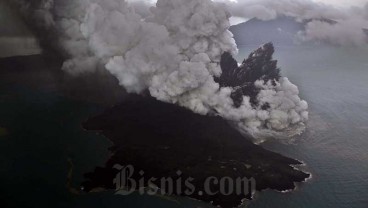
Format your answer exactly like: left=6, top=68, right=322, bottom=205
left=7, top=0, right=308, bottom=141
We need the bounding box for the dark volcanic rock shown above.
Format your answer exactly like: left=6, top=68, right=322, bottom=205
left=217, top=43, right=280, bottom=107
left=82, top=95, right=309, bottom=208
left=218, top=43, right=280, bottom=87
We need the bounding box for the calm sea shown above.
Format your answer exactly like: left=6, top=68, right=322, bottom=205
left=1, top=45, right=367, bottom=207
left=237, top=45, right=368, bottom=208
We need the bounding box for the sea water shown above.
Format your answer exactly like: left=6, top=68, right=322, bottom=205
left=1, top=45, right=368, bottom=208
left=237, top=45, right=368, bottom=208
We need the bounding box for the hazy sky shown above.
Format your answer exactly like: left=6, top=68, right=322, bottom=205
left=227, top=0, right=368, bottom=8
left=313, top=0, right=367, bottom=8
left=1, top=0, right=367, bottom=49
left=133, top=0, right=368, bottom=8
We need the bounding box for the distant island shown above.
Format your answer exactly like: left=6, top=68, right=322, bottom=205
left=230, top=16, right=368, bottom=47
left=230, top=16, right=305, bottom=46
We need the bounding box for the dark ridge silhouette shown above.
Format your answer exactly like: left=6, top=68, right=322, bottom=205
left=229, top=16, right=354, bottom=47
left=217, top=43, right=280, bottom=107
left=230, top=16, right=305, bottom=46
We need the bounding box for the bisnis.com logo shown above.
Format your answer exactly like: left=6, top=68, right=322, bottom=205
left=113, top=164, right=256, bottom=197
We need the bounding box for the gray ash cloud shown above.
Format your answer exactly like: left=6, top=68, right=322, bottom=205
left=6, top=0, right=308, bottom=141
left=218, top=0, right=368, bottom=46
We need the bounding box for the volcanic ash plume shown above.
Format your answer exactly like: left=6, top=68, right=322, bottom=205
left=8, top=0, right=308, bottom=142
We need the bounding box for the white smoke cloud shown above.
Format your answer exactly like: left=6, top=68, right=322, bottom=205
left=216, top=0, right=347, bottom=21
left=216, top=0, right=368, bottom=46
left=124, top=0, right=368, bottom=46
left=8, top=0, right=308, bottom=142
left=298, top=19, right=368, bottom=46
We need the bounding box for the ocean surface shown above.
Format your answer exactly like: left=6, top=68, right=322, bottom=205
left=1, top=45, right=368, bottom=207
left=237, top=45, right=368, bottom=208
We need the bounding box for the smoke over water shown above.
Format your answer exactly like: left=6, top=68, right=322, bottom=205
left=218, top=0, right=368, bottom=46
left=7, top=0, right=308, bottom=142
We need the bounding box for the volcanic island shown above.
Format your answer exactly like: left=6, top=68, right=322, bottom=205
left=80, top=43, right=310, bottom=208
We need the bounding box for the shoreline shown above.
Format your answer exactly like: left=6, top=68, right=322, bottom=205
left=80, top=95, right=310, bottom=208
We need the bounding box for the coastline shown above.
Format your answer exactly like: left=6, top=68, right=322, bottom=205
left=80, top=95, right=310, bottom=208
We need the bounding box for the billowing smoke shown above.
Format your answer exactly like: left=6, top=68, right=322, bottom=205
left=216, top=0, right=345, bottom=21
left=298, top=19, right=368, bottom=46
left=7, top=0, right=308, bottom=142
left=217, top=0, right=368, bottom=46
